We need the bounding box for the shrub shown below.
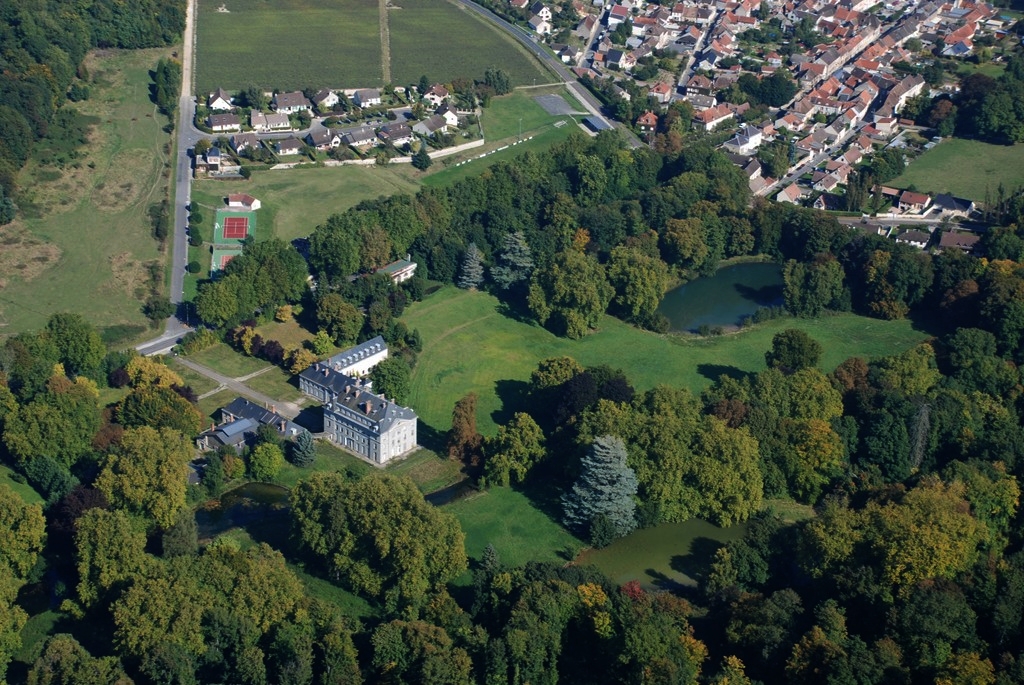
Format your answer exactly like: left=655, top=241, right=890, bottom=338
left=187, top=261, right=201, bottom=274
left=177, top=328, right=219, bottom=355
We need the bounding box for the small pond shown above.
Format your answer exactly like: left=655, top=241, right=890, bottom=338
left=576, top=519, right=747, bottom=591
left=196, top=482, right=291, bottom=544
left=657, top=262, right=784, bottom=332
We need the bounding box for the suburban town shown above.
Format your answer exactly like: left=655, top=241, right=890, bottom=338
left=3, top=0, right=1024, bottom=680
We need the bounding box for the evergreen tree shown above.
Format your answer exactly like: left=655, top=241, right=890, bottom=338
left=289, top=431, right=315, bottom=468
left=490, top=231, right=535, bottom=290
left=412, top=144, right=432, bottom=170
left=562, top=435, right=638, bottom=545
left=458, top=242, right=485, bottom=289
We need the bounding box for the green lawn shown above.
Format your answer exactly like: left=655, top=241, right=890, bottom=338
left=445, top=487, right=582, bottom=566
left=187, top=343, right=271, bottom=378
left=3, top=49, right=174, bottom=336
left=245, top=367, right=304, bottom=403
left=402, top=287, right=929, bottom=435
left=891, top=138, right=1024, bottom=201
left=274, top=440, right=374, bottom=489
left=168, top=358, right=223, bottom=396
left=480, top=88, right=579, bottom=141
left=0, top=465, right=44, bottom=505
left=424, top=123, right=578, bottom=187
left=386, top=449, right=464, bottom=493
left=388, top=0, right=551, bottom=86
left=198, top=388, right=240, bottom=423
left=192, top=165, right=420, bottom=242
left=194, top=0, right=383, bottom=94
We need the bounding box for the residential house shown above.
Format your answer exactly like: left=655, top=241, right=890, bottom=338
left=273, top=91, right=310, bottom=113
left=814, top=174, right=840, bottom=192
left=299, top=341, right=417, bottom=464
left=692, top=103, right=734, bottom=131
left=424, top=84, right=450, bottom=107
left=231, top=132, right=260, bottom=154
left=722, top=123, right=763, bottom=154
left=436, top=102, right=460, bottom=128
left=813, top=193, right=845, bottom=211
left=558, top=44, right=582, bottom=63
left=376, top=257, right=417, bottom=284
left=607, top=4, right=631, bottom=27
left=530, top=1, right=552, bottom=20
left=207, top=113, right=241, bottom=132
left=939, top=231, right=981, bottom=253
left=343, top=126, right=379, bottom=148
left=208, top=87, right=233, bottom=111
left=575, top=14, right=599, bottom=39
left=227, top=193, right=261, bottom=211
left=275, top=138, right=304, bottom=155
left=648, top=81, right=673, bottom=104
left=777, top=183, right=803, bottom=204
left=196, top=397, right=305, bottom=452
left=353, top=89, right=382, bottom=107
left=933, top=194, right=975, bottom=217
left=899, top=190, right=931, bottom=213
left=529, top=13, right=553, bottom=33
left=378, top=122, right=414, bottom=147
left=194, top=146, right=221, bottom=176
left=510, top=0, right=529, bottom=8
left=896, top=230, right=931, bottom=248
left=312, top=89, right=340, bottom=110
left=307, top=129, right=342, bottom=150
left=684, top=74, right=713, bottom=96
left=636, top=110, right=658, bottom=132
left=251, top=111, right=291, bottom=132
left=687, top=94, right=717, bottom=110
left=413, top=115, right=447, bottom=136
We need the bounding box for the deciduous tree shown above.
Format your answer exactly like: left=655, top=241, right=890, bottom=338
left=765, top=329, right=822, bottom=373
left=248, top=442, right=284, bottom=482
left=370, top=356, right=412, bottom=405
left=484, top=412, right=545, bottom=486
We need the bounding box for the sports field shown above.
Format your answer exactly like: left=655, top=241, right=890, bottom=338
left=388, top=0, right=551, bottom=86
left=891, top=138, right=1024, bottom=201
left=402, top=287, right=930, bottom=436
left=211, top=246, right=243, bottom=274
left=194, top=0, right=551, bottom=95
left=213, top=208, right=256, bottom=243
left=195, top=0, right=383, bottom=94
left=1, top=49, right=173, bottom=339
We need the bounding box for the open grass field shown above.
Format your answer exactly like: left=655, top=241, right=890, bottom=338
left=194, top=0, right=383, bottom=94
left=2, top=49, right=174, bottom=339
left=575, top=519, right=747, bottom=590
left=388, top=0, right=551, bottom=86
left=187, top=343, right=272, bottom=378
left=274, top=439, right=375, bottom=488
left=168, top=358, right=223, bottom=395
left=244, top=367, right=304, bottom=403
left=445, top=487, right=581, bottom=566
left=0, top=465, right=44, bottom=505
left=480, top=88, right=582, bottom=141
left=198, top=388, right=239, bottom=423
left=386, top=449, right=464, bottom=493
left=425, top=123, right=578, bottom=187
left=891, top=138, right=1024, bottom=201
left=402, top=287, right=930, bottom=435
left=192, top=165, right=420, bottom=241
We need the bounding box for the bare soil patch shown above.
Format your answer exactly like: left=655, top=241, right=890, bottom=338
left=0, top=222, right=63, bottom=290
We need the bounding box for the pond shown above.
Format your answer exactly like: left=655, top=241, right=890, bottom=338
left=575, top=519, right=747, bottom=591
left=195, top=482, right=291, bottom=545
left=657, top=262, right=784, bottom=332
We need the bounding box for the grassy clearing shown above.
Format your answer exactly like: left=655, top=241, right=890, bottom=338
left=424, top=123, right=578, bottom=187
left=0, top=465, right=44, bottom=505
left=891, top=138, right=1024, bottom=201
left=480, top=88, right=580, bottom=141
left=3, top=49, right=173, bottom=336
left=763, top=498, right=817, bottom=523
left=386, top=449, right=464, bottom=493
left=445, top=487, right=581, bottom=566
left=576, top=519, right=747, bottom=589
left=192, top=165, right=420, bottom=242
left=274, top=440, right=374, bottom=489
left=402, top=287, right=929, bottom=435
left=245, top=367, right=304, bottom=403
left=195, top=0, right=382, bottom=94
left=13, top=610, right=60, bottom=666
left=255, top=319, right=318, bottom=349
left=187, top=343, right=271, bottom=378
left=388, top=0, right=551, bottom=87
left=169, top=358, right=222, bottom=395
left=198, top=388, right=239, bottom=423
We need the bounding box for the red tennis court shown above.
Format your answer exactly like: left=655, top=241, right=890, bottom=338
left=223, top=216, right=249, bottom=239
left=220, top=254, right=236, bottom=269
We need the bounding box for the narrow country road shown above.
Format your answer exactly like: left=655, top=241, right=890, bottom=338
left=175, top=357, right=303, bottom=419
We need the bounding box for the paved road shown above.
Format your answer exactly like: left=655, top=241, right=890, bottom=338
left=176, top=357, right=303, bottom=418
left=452, top=0, right=644, bottom=148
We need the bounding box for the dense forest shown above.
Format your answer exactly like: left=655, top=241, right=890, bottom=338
left=0, top=0, right=185, bottom=221
left=2, top=126, right=1023, bottom=683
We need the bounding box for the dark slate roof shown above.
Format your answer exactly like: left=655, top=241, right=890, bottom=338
left=583, top=116, right=613, bottom=131
left=300, top=364, right=416, bottom=432
left=933, top=193, right=973, bottom=213
left=328, top=336, right=386, bottom=368
left=274, top=91, right=309, bottom=109
left=220, top=396, right=306, bottom=436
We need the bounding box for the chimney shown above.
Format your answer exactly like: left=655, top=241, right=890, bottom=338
left=280, top=420, right=286, bottom=431
left=323, top=367, right=329, bottom=376
left=271, top=405, right=276, bottom=413
left=362, top=401, right=372, bottom=415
